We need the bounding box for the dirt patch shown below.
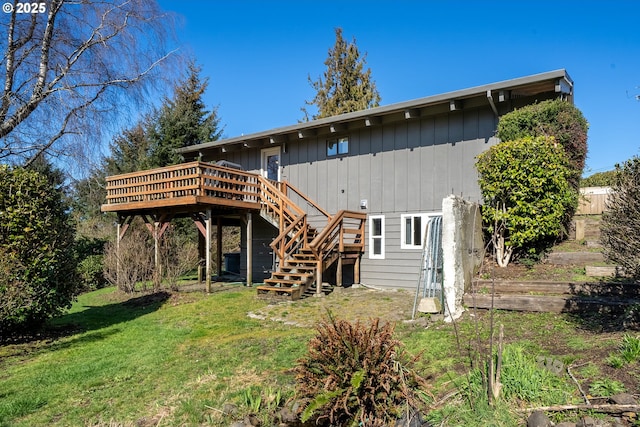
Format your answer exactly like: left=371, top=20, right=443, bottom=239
left=251, top=285, right=417, bottom=327
left=478, top=258, right=596, bottom=282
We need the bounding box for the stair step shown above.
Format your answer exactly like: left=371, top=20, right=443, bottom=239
left=292, top=255, right=317, bottom=262
left=271, top=272, right=312, bottom=280
left=546, top=251, right=604, bottom=265
left=280, top=265, right=316, bottom=273
left=464, top=293, right=640, bottom=313
left=263, top=278, right=307, bottom=286
left=256, top=285, right=302, bottom=300
left=286, top=255, right=316, bottom=265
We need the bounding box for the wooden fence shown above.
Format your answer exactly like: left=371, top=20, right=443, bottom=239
left=576, top=187, right=612, bottom=215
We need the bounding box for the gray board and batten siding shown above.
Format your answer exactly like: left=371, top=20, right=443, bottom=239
left=181, top=70, right=574, bottom=289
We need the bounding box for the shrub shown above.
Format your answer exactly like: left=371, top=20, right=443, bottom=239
left=103, top=225, right=154, bottom=293
left=295, top=313, right=430, bottom=426
left=580, top=170, right=617, bottom=187
left=77, top=255, right=107, bottom=291
left=496, top=98, right=589, bottom=185
left=476, top=136, right=578, bottom=266
left=600, top=156, right=640, bottom=278
left=0, top=166, right=78, bottom=334
left=160, top=226, right=200, bottom=290
left=589, top=379, right=626, bottom=397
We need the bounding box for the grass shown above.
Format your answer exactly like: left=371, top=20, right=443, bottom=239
left=1, top=285, right=638, bottom=426
left=0, top=286, right=312, bottom=426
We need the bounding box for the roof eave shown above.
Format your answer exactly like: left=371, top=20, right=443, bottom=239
left=179, top=69, right=570, bottom=155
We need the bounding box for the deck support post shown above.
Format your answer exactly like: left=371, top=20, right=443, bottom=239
left=316, top=259, right=323, bottom=296
left=337, top=256, right=343, bottom=287
left=354, top=256, right=361, bottom=284
left=246, top=212, right=253, bottom=286
left=116, top=222, right=122, bottom=288
left=217, top=217, right=223, bottom=277
left=116, top=215, right=133, bottom=289
left=153, top=221, right=161, bottom=289
left=205, top=209, right=212, bottom=293
left=198, top=232, right=205, bottom=284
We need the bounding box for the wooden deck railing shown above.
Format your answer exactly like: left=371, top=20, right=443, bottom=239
left=309, top=210, right=366, bottom=260
left=259, top=176, right=310, bottom=261
left=103, top=161, right=260, bottom=209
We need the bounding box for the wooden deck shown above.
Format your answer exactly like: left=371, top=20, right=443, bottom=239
left=101, top=161, right=262, bottom=213
left=102, top=161, right=367, bottom=297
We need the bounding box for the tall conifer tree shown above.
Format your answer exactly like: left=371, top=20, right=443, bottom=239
left=302, top=28, right=381, bottom=121
left=147, top=61, right=223, bottom=167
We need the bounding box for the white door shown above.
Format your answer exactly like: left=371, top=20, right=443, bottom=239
left=261, top=146, right=281, bottom=181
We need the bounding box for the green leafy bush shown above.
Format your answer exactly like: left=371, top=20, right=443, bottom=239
left=295, top=313, right=430, bottom=426
left=580, top=170, right=617, bottom=187
left=0, top=166, right=78, bottom=334
left=459, top=345, right=573, bottom=407
left=496, top=99, right=589, bottom=183
left=607, top=334, right=640, bottom=367
left=476, top=136, right=578, bottom=266
left=77, top=255, right=107, bottom=291
left=589, top=379, right=626, bottom=397
left=601, top=156, right=640, bottom=278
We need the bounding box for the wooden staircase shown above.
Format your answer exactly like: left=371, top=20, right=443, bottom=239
left=255, top=178, right=366, bottom=300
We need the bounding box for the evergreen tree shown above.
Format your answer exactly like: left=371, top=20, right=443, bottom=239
left=147, top=61, right=223, bottom=167
left=0, top=166, right=78, bottom=334
left=104, top=118, right=155, bottom=175
left=302, top=28, right=381, bottom=121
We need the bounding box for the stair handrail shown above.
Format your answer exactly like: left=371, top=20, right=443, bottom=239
left=269, top=214, right=308, bottom=260
left=309, top=210, right=366, bottom=260
left=280, top=181, right=332, bottom=222
left=258, top=176, right=309, bottom=261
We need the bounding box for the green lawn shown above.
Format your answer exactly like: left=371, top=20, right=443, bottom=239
left=1, top=285, right=637, bottom=426
left=0, top=286, right=312, bottom=426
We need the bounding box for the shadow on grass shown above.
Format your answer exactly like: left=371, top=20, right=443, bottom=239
left=563, top=278, right=640, bottom=333
left=0, top=291, right=171, bottom=347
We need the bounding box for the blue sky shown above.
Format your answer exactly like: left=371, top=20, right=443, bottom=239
left=157, top=0, right=640, bottom=176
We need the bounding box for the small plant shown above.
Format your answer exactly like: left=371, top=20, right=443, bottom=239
left=606, top=334, right=640, bottom=368
left=496, top=345, right=572, bottom=405
left=620, top=334, right=640, bottom=363
left=606, top=355, right=625, bottom=369
left=238, top=385, right=283, bottom=418
left=295, top=312, right=431, bottom=426
left=589, top=378, right=626, bottom=397
left=242, top=386, right=263, bottom=413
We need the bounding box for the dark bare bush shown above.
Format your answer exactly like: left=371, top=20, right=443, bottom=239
left=160, top=227, right=199, bottom=290
left=103, top=227, right=154, bottom=293
left=601, top=156, right=640, bottom=278
left=295, top=313, right=431, bottom=426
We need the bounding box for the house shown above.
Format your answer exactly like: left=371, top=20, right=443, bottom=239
left=102, top=69, right=574, bottom=297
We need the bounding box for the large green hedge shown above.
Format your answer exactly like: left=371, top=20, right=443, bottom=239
left=476, top=136, right=578, bottom=266
left=496, top=99, right=588, bottom=183
left=0, top=166, right=78, bottom=334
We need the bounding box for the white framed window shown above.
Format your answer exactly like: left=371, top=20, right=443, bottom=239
left=368, top=215, right=385, bottom=259
left=401, top=213, right=441, bottom=249
left=327, top=137, right=349, bottom=157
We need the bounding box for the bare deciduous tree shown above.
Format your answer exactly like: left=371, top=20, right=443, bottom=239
left=103, top=226, right=154, bottom=293
left=0, top=0, right=177, bottom=166
left=160, top=227, right=199, bottom=291
left=601, top=156, right=640, bottom=278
